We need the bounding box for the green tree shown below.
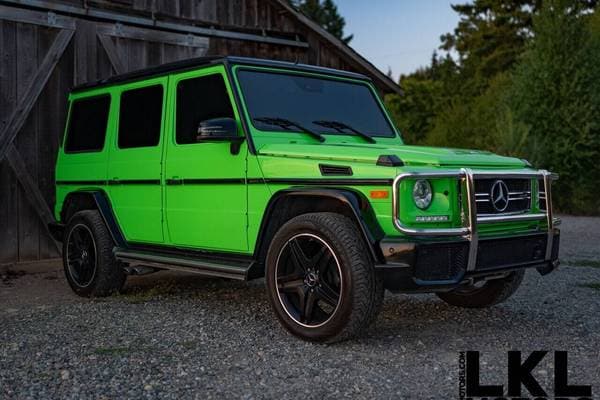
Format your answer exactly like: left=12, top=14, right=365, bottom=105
left=509, top=0, right=600, bottom=213
left=292, top=0, right=353, bottom=43
left=440, top=0, right=540, bottom=82
left=440, top=0, right=596, bottom=82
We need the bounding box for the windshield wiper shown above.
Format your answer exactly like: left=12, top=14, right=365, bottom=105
left=313, top=120, right=376, bottom=144
left=254, top=117, right=325, bottom=143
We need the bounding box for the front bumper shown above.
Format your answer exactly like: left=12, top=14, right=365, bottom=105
left=377, top=168, right=560, bottom=293
left=376, top=230, right=560, bottom=292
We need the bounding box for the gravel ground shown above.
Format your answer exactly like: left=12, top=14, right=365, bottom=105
left=1, top=215, right=599, bottom=399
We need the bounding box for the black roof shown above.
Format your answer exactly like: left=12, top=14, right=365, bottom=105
left=71, top=56, right=372, bottom=93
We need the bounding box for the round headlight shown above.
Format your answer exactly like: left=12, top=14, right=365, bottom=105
left=413, top=179, right=433, bottom=209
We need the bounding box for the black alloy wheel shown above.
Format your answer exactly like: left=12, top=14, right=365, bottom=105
left=275, top=233, right=342, bottom=328
left=63, top=210, right=126, bottom=297
left=266, top=213, right=384, bottom=342
left=66, top=224, right=97, bottom=288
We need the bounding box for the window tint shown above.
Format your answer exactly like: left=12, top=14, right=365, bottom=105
left=118, top=85, right=163, bottom=149
left=64, top=95, right=111, bottom=153
left=176, top=74, right=234, bottom=144
left=237, top=70, right=395, bottom=138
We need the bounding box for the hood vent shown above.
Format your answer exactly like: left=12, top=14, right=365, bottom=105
left=319, top=164, right=353, bottom=176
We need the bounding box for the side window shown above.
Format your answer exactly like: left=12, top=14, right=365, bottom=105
left=175, top=74, right=234, bottom=144
left=118, top=85, right=163, bottom=149
left=64, top=95, right=110, bottom=153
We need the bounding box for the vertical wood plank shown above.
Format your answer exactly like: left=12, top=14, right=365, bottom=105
left=74, top=20, right=97, bottom=84
left=0, top=20, right=19, bottom=263
left=37, top=26, right=60, bottom=259
left=127, top=38, right=147, bottom=71
left=114, top=36, right=130, bottom=72
left=147, top=41, right=163, bottom=67
left=15, top=21, right=40, bottom=261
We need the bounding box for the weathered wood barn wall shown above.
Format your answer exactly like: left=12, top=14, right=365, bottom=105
left=0, top=0, right=400, bottom=265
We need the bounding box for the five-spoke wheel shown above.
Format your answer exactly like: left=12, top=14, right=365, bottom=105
left=66, top=224, right=97, bottom=288
left=63, top=210, right=126, bottom=297
left=275, top=233, right=342, bottom=327
left=266, top=212, right=384, bottom=342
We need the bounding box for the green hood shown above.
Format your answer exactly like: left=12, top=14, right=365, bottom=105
left=257, top=143, right=526, bottom=169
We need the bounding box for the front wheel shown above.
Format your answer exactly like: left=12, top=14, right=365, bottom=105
left=265, top=212, right=384, bottom=343
left=436, top=270, right=525, bottom=308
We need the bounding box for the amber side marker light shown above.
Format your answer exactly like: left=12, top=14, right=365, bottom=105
left=370, top=190, right=389, bottom=199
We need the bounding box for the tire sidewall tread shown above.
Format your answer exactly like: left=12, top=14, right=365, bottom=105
left=265, top=212, right=383, bottom=343
left=63, top=210, right=125, bottom=297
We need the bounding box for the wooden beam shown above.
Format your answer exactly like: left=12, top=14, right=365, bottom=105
left=97, top=33, right=127, bottom=75
left=0, top=0, right=309, bottom=48
left=5, top=145, right=61, bottom=252
left=0, top=4, right=75, bottom=30
left=0, top=28, right=74, bottom=161
left=97, top=23, right=210, bottom=49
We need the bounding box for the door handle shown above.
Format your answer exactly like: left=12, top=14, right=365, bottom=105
left=167, top=177, right=183, bottom=185
left=109, top=177, right=120, bottom=185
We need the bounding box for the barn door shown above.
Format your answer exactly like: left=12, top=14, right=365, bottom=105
left=0, top=4, right=209, bottom=263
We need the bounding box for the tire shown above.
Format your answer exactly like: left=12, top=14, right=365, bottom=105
left=436, top=270, right=525, bottom=308
left=63, top=210, right=126, bottom=297
left=265, top=212, right=384, bottom=343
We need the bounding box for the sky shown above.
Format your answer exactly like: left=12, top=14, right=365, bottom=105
left=336, top=1, right=461, bottom=80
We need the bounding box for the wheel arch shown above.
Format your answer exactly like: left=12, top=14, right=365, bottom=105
left=60, top=190, right=126, bottom=247
left=252, top=188, right=386, bottom=272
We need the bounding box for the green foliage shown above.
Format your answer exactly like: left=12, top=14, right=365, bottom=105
left=291, top=0, right=353, bottom=43
left=440, top=0, right=539, bottom=81
left=385, top=74, right=443, bottom=144
left=385, top=0, right=600, bottom=214
left=509, top=0, right=600, bottom=213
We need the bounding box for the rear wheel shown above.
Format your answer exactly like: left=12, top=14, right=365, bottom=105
left=265, top=212, right=384, bottom=343
left=436, top=270, right=525, bottom=308
left=63, top=210, right=126, bottom=297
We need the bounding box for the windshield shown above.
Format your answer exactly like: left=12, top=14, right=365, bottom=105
left=236, top=69, right=396, bottom=138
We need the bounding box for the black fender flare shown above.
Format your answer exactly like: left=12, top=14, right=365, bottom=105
left=59, top=190, right=127, bottom=247
left=253, top=187, right=385, bottom=264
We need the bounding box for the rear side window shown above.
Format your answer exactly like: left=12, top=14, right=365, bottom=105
left=175, top=74, right=234, bottom=144
left=118, top=85, right=164, bottom=149
left=64, top=95, right=111, bottom=153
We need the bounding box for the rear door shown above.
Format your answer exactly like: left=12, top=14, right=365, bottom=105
left=163, top=65, right=248, bottom=252
left=107, top=78, right=167, bottom=243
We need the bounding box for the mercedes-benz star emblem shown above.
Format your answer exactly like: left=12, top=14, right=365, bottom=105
left=490, top=180, right=510, bottom=212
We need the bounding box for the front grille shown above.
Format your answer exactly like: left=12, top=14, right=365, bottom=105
left=474, top=178, right=532, bottom=215
left=414, top=242, right=468, bottom=281
left=476, top=234, right=546, bottom=271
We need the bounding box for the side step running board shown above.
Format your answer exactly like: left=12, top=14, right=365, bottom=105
left=114, top=248, right=253, bottom=280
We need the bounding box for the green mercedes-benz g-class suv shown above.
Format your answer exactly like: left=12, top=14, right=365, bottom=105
left=50, top=56, right=560, bottom=342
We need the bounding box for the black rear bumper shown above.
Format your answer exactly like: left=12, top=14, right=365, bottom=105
left=376, top=230, right=560, bottom=293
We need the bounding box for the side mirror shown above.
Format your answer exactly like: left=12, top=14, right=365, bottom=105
left=196, top=117, right=245, bottom=155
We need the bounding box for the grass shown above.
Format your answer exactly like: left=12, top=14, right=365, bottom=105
left=120, top=281, right=178, bottom=304
left=564, top=259, right=600, bottom=268
left=578, top=282, right=600, bottom=291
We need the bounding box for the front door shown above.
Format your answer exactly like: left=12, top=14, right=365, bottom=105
left=164, top=66, right=248, bottom=252
left=107, top=78, right=166, bottom=243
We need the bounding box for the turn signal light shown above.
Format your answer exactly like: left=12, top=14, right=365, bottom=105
left=370, top=190, right=389, bottom=199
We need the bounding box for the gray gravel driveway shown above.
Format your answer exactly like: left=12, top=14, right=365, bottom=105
left=1, top=215, right=599, bottom=399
